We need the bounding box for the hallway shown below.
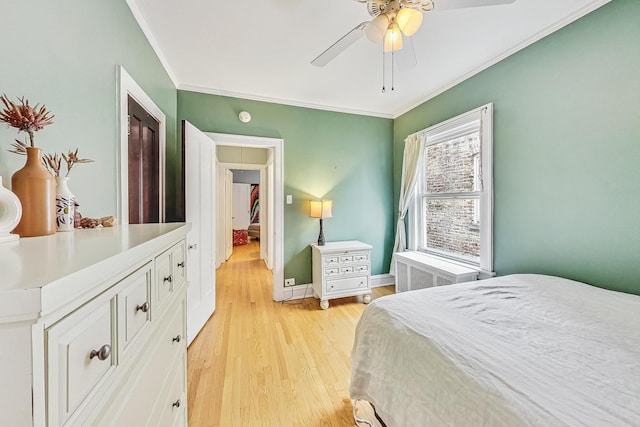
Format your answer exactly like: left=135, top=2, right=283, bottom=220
left=187, top=240, right=392, bottom=426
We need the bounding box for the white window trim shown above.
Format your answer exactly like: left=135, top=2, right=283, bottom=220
left=408, top=103, right=493, bottom=274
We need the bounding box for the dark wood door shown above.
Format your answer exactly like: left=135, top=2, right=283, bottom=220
left=128, top=95, right=160, bottom=224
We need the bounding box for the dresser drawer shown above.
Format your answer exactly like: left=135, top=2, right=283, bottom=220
left=326, top=275, right=369, bottom=294
left=340, top=266, right=354, bottom=274
left=172, top=240, right=187, bottom=286
left=155, top=250, right=174, bottom=313
left=47, top=297, right=115, bottom=426
left=155, top=242, right=186, bottom=319
left=160, top=298, right=187, bottom=361
left=152, top=354, right=187, bottom=427
left=118, top=264, right=152, bottom=354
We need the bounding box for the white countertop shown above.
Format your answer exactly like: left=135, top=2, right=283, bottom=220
left=0, top=223, right=190, bottom=321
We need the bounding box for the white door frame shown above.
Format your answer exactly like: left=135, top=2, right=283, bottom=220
left=207, top=133, right=285, bottom=302
left=117, top=66, right=166, bottom=224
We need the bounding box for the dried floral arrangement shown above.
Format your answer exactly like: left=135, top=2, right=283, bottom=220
left=8, top=140, right=94, bottom=177
left=0, top=94, right=54, bottom=147
left=1, top=95, right=93, bottom=176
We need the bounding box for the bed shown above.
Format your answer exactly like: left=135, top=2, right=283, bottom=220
left=350, top=274, right=640, bottom=426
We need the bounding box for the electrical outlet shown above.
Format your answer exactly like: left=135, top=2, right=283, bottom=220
left=284, top=278, right=295, bottom=286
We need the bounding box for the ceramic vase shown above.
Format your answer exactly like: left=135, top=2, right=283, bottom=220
left=55, top=177, right=75, bottom=232
left=0, top=175, right=22, bottom=243
left=11, top=147, right=57, bottom=237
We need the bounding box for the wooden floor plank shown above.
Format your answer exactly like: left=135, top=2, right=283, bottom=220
left=187, top=240, right=393, bottom=426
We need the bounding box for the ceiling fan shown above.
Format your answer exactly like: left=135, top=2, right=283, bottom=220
left=311, top=0, right=516, bottom=67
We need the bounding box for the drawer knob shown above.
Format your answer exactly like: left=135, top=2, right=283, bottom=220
left=89, top=344, right=111, bottom=361
left=188, top=243, right=198, bottom=250
left=172, top=335, right=182, bottom=343
left=164, top=275, right=173, bottom=283
left=136, top=302, right=149, bottom=313
left=177, top=261, right=185, bottom=268
left=172, top=399, right=181, bottom=409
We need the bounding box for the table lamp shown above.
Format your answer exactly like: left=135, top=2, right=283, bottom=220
left=309, top=200, right=332, bottom=246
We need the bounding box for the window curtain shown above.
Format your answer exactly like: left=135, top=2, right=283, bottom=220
left=390, top=132, right=425, bottom=275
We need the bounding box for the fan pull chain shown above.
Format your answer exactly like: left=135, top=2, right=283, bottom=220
left=391, top=50, right=395, bottom=91
left=382, top=45, right=386, bottom=93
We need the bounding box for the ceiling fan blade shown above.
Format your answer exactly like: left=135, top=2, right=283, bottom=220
left=394, top=36, right=417, bottom=71
left=311, top=22, right=368, bottom=67
left=432, top=0, right=515, bottom=11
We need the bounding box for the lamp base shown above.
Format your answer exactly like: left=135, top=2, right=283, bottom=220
left=317, top=218, right=325, bottom=246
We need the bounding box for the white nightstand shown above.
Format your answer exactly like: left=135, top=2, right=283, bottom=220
left=311, top=240, right=372, bottom=310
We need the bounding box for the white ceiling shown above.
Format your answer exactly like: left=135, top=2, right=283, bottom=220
left=127, top=0, right=608, bottom=118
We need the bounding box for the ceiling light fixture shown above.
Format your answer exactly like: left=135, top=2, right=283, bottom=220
left=312, top=0, right=516, bottom=70
left=238, top=111, right=251, bottom=123
left=383, top=22, right=403, bottom=52
left=363, top=1, right=426, bottom=53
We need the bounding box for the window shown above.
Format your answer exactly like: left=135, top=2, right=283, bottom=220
left=410, top=104, right=493, bottom=273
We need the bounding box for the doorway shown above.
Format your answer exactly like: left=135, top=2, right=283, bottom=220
left=127, top=95, right=160, bottom=223
left=117, top=66, right=166, bottom=224
left=218, top=165, right=265, bottom=265
left=207, top=133, right=285, bottom=302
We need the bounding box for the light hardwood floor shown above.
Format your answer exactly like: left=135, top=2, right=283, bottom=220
left=187, top=240, right=394, bottom=427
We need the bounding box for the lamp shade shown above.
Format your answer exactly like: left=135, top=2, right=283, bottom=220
left=364, top=14, right=390, bottom=43
left=396, top=7, right=423, bottom=36
left=309, top=200, right=333, bottom=219
left=383, top=23, right=403, bottom=52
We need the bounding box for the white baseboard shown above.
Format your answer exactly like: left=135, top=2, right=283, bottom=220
left=281, top=283, right=315, bottom=302
left=371, top=273, right=395, bottom=288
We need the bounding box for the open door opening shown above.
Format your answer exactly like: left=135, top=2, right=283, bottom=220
left=208, top=133, right=284, bottom=302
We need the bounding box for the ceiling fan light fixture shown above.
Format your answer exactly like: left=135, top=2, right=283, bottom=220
left=383, top=23, right=403, bottom=52
left=364, top=13, right=390, bottom=43
left=396, top=7, right=423, bottom=36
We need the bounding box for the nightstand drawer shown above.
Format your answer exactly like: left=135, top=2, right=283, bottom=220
left=341, top=266, right=354, bottom=274
left=340, top=255, right=354, bottom=263
left=324, top=267, right=340, bottom=276
left=323, top=256, right=339, bottom=265
left=354, top=253, right=369, bottom=262
left=354, top=264, right=369, bottom=273
left=326, top=275, right=369, bottom=294
left=47, top=298, right=115, bottom=426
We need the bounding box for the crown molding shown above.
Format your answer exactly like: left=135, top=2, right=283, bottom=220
left=178, top=84, right=394, bottom=119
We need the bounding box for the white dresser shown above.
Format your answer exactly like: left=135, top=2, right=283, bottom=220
left=311, top=240, right=372, bottom=310
left=0, top=223, right=190, bottom=427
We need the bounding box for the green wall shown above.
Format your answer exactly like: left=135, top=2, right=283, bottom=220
left=177, top=90, right=394, bottom=284
left=394, top=0, right=640, bottom=294
left=3, top=0, right=636, bottom=295
left=0, top=1, right=177, bottom=219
